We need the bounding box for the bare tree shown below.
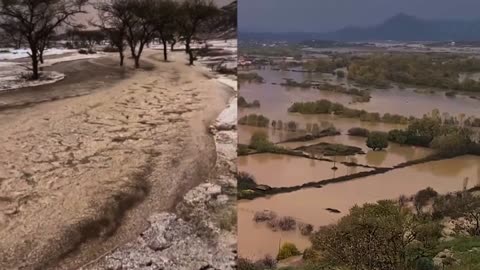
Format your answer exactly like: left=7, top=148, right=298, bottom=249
left=150, top=0, right=177, bottom=61
left=0, top=0, right=88, bottom=80
left=0, top=21, right=23, bottom=49
left=96, top=0, right=157, bottom=68
left=177, top=0, right=219, bottom=65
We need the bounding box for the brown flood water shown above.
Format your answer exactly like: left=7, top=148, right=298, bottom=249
left=279, top=135, right=434, bottom=168
left=238, top=153, right=371, bottom=187
left=238, top=155, right=480, bottom=259
left=240, top=68, right=480, bottom=119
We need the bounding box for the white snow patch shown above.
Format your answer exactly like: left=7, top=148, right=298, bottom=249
left=0, top=70, right=65, bottom=91
left=214, top=97, right=237, bottom=130
left=217, top=76, right=237, bottom=91
left=0, top=48, right=77, bottom=60
left=0, top=52, right=103, bottom=91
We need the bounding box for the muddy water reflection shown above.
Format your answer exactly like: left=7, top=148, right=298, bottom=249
left=279, top=135, right=434, bottom=168
left=238, top=153, right=371, bottom=187
left=238, top=155, right=480, bottom=259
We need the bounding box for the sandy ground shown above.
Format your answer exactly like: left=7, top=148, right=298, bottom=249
left=0, top=50, right=233, bottom=269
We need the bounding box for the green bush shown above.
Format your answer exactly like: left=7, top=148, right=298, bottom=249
left=277, top=242, right=301, bottom=260
left=348, top=127, right=370, bottom=137
left=238, top=114, right=270, bottom=127
left=366, top=131, right=389, bottom=151
left=415, top=257, right=435, bottom=270
left=249, top=131, right=274, bottom=151
left=388, top=129, right=409, bottom=144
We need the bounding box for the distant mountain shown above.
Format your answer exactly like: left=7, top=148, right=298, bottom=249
left=240, top=13, right=480, bottom=42
left=323, top=13, right=480, bottom=42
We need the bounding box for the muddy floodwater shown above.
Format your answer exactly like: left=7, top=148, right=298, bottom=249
left=240, top=68, right=480, bottom=120
left=279, top=135, right=434, bottom=168
left=238, top=153, right=371, bottom=187
left=238, top=155, right=480, bottom=259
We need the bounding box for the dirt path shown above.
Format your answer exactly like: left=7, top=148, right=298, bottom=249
left=0, top=50, right=233, bottom=270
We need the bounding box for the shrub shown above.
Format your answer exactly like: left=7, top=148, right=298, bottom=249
left=239, top=114, right=270, bottom=127
left=277, top=242, right=301, bottom=260
left=336, top=70, right=346, bottom=78
left=277, top=216, right=296, bottom=231
left=415, top=257, right=435, bottom=270
left=237, top=258, right=261, bottom=270
left=238, top=144, right=249, bottom=155
left=430, top=133, right=471, bottom=156
left=388, top=129, right=408, bottom=144
left=348, top=127, right=370, bottom=137
left=299, top=223, right=314, bottom=235
left=414, top=187, right=438, bottom=213
left=254, top=210, right=277, bottom=222
left=249, top=131, right=274, bottom=151
left=366, top=131, right=389, bottom=151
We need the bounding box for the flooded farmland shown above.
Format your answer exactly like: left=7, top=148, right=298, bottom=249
left=238, top=51, right=480, bottom=264
left=238, top=155, right=480, bottom=259
left=238, top=153, right=371, bottom=187
left=240, top=68, right=480, bottom=119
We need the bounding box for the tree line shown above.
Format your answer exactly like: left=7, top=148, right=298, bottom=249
left=0, top=0, right=225, bottom=80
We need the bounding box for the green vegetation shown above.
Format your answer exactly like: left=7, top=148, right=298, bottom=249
left=238, top=96, right=261, bottom=108
left=348, top=127, right=370, bottom=137
left=366, top=131, right=389, bottom=151
left=297, top=142, right=364, bottom=156
left=281, top=80, right=371, bottom=102
left=249, top=131, right=275, bottom=152
left=239, top=44, right=302, bottom=58
left=277, top=242, right=301, bottom=261
left=336, top=70, right=346, bottom=78
left=348, top=53, right=480, bottom=92
left=287, top=188, right=480, bottom=270
left=239, top=114, right=270, bottom=127
left=288, top=99, right=410, bottom=124
left=238, top=72, right=265, bottom=83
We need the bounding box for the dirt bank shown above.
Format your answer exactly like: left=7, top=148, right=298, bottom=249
left=0, top=50, right=232, bottom=269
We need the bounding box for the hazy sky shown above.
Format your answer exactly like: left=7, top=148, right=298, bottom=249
left=239, top=0, right=480, bottom=33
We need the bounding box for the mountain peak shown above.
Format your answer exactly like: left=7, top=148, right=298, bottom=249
left=386, top=13, right=420, bottom=24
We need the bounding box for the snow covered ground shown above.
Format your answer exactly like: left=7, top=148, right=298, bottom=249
left=0, top=50, right=103, bottom=91
left=197, top=39, right=237, bottom=131
left=0, top=48, right=77, bottom=61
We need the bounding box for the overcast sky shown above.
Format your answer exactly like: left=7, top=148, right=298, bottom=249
left=77, top=0, right=232, bottom=25
left=239, top=0, right=480, bottom=33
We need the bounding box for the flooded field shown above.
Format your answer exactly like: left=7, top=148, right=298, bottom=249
left=238, top=155, right=480, bottom=259
left=238, top=153, right=371, bottom=187
left=279, top=135, right=434, bottom=168
left=240, top=68, right=480, bottom=119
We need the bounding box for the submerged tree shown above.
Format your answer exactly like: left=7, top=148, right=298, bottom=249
left=0, top=0, right=88, bottom=79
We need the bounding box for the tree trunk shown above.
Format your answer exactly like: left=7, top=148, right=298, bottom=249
left=134, top=56, right=140, bottom=68
left=31, top=52, right=39, bottom=80
left=38, top=50, right=44, bottom=64
left=185, top=40, right=190, bottom=55
left=119, top=51, right=124, bottom=66
left=170, top=40, right=176, bottom=51
left=162, top=39, right=168, bottom=61
left=188, top=49, right=194, bottom=65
